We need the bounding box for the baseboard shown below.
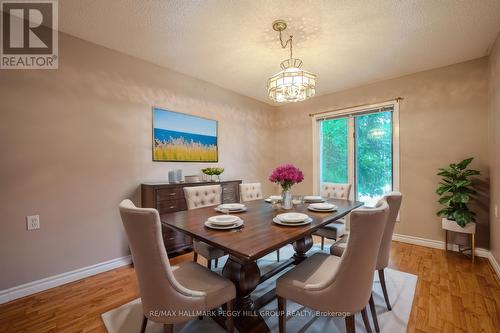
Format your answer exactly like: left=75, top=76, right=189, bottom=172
left=487, top=252, right=500, bottom=279
left=392, top=233, right=489, bottom=257
left=0, top=255, right=132, bottom=305
left=392, top=233, right=500, bottom=278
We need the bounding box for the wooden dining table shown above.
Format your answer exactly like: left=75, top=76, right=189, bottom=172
left=161, top=198, right=363, bottom=333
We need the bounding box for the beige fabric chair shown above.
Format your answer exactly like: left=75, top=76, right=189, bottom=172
left=239, top=182, right=263, bottom=202
left=331, top=192, right=402, bottom=315
left=119, top=200, right=235, bottom=333
left=183, top=185, right=226, bottom=269
left=239, top=182, right=280, bottom=261
left=313, top=183, right=352, bottom=250
left=277, top=200, right=389, bottom=333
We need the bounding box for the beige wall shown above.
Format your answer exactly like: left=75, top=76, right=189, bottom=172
left=489, top=34, right=500, bottom=263
left=275, top=58, right=490, bottom=246
left=0, top=33, right=276, bottom=290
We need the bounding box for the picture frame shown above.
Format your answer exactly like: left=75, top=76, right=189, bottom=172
left=152, top=107, right=218, bottom=162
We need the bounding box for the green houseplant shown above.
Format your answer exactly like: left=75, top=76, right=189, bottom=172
left=202, top=167, right=224, bottom=182
left=436, top=157, right=480, bottom=227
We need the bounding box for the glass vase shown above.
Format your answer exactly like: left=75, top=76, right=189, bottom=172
left=282, top=188, right=293, bottom=210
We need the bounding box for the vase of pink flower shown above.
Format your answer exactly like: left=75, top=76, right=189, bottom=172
left=269, top=164, right=304, bottom=209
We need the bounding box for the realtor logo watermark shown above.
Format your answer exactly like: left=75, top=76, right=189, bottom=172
left=1, top=0, right=58, bottom=69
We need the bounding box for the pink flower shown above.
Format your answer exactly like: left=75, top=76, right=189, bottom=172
left=269, top=164, right=304, bottom=190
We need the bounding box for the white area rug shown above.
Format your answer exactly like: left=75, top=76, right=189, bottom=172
left=102, top=245, right=417, bottom=333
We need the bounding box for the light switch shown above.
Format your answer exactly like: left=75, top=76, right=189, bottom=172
left=26, top=215, right=40, bottom=230
left=495, top=204, right=498, bottom=219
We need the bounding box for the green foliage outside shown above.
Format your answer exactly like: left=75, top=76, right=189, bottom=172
left=355, top=112, right=393, bottom=198
left=321, top=118, right=348, bottom=183
left=321, top=111, right=393, bottom=200
left=436, top=158, right=480, bottom=227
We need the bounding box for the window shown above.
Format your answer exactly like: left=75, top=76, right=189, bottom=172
left=313, top=101, right=399, bottom=206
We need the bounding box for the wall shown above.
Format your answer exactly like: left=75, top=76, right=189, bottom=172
left=0, top=33, right=276, bottom=290
left=489, top=34, right=500, bottom=264
left=275, top=58, right=490, bottom=246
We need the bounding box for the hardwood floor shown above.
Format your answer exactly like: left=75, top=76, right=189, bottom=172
left=0, top=240, right=498, bottom=333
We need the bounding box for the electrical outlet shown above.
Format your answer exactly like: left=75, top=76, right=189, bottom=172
left=495, top=204, right=498, bottom=219
left=26, top=215, right=40, bottom=230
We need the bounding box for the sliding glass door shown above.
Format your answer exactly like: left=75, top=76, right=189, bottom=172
left=318, top=104, right=398, bottom=206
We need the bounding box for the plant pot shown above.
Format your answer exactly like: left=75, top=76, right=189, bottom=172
left=441, top=218, right=476, bottom=234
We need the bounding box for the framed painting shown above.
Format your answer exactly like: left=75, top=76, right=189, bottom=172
left=152, top=107, right=218, bottom=162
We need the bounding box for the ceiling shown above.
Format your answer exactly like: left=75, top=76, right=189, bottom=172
left=58, top=0, right=500, bottom=105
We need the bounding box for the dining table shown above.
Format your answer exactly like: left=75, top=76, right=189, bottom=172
left=161, top=198, right=363, bottom=333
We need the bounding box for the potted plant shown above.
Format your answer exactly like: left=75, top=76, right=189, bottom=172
left=436, top=157, right=480, bottom=249
left=202, top=167, right=224, bottom=182
left=269, top=164, right=304, bottom=209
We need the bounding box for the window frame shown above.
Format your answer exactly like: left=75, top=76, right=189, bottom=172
left=311, top=100, right=400, bottom=201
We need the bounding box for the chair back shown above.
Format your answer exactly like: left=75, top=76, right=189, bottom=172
left=239, top=183, right=263, bottom=202
left=320, top=183, right=351, bottom=199
left=325, top=200, right=389, bottom=312
left=183, top=185, right=222, bottom=210
left=376, top=192, right=402, bottom=269
left=119, top=200, right=204, bottom=321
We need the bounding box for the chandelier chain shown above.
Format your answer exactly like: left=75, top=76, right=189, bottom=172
left=278, top=29, right=293, bottom=59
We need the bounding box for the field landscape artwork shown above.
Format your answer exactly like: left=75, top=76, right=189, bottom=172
left=153, top=108, right=218, bottom=162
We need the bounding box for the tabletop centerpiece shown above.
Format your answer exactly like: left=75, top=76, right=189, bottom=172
left=269, top=164, right=304, bottom=209
left=202, top=167, right=224, bottom=182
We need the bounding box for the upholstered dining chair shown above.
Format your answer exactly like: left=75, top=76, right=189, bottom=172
left=331, top=192, right=402, bottom=317
left=239, top=182, right=264, bottom=202
left=313, top=183, right=352, bottom=250
left=276, top=200, right=389, bottom=333
left=119, top=200, right=235, bottom=333
left=183, top=185, right=226, bottom=270
left=239, top=182, right=281, bottom=262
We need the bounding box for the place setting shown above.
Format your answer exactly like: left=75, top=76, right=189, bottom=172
left=264, top=195, right=283, bottom=203
left=273, top=212, right=313, bottom=226
left=303, top=195, right=325, bottom=203
left=204, top=214, right=244, bottom=230
left=307, top=202, right=338, bottom=212
left=214, top=203, right=247, bottom=213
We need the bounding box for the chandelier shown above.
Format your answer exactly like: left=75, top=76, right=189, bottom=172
left=267, top=20, right=317, bottom=103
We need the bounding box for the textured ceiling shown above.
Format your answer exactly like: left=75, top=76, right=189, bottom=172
left=58, top=0, right=500, bottom=104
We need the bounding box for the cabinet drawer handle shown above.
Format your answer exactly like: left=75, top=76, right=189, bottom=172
left=169, top=193, right=176, bottom=196
left=169, top=205, right=176, bottom=209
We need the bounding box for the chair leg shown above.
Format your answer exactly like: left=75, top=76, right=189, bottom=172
left=163, top=324, right=173, bottom=333
left=378, top=269, right=391, bottom=311
left=140, top=316, right=147, bottom=333
left=207, top=259, right=212, bottom=270
left=345, top=314, right=355, bottom=333
left=193, top=252, right=198, bottom=263
left=361, top=307, right=373, bottom=333
left=278, top=296, right=286, bottom=333
left=226, top=300, right=234, bottom=333
left=369, top=293, right=380, bottom=333
left=276, top=249, right=280, bottom=262
left=215, top=258, right=219, bottom=269
left=320, top=236, right=325, bottom=250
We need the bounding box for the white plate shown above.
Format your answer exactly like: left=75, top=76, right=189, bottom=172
left=268, top=195, right=282, bottom=201
left=215, top=207, right=247, bottom=213
left=308, top=206, right=337, bottom=212
left=218, top=203, right=246, bottom=211
left=303, top=195, right=325, bottom=202
left=309, top=202, right=336, bottom=210
left=207, top=215, right=240, bottom=226
left=204, top=219, right=244, bottom=230
left=276, top=212, right=309, bottom=223
left=273, top=217, right=312, bottom=226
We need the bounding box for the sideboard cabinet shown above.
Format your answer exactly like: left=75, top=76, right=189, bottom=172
left=141, top=180, right=242, bottom=255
